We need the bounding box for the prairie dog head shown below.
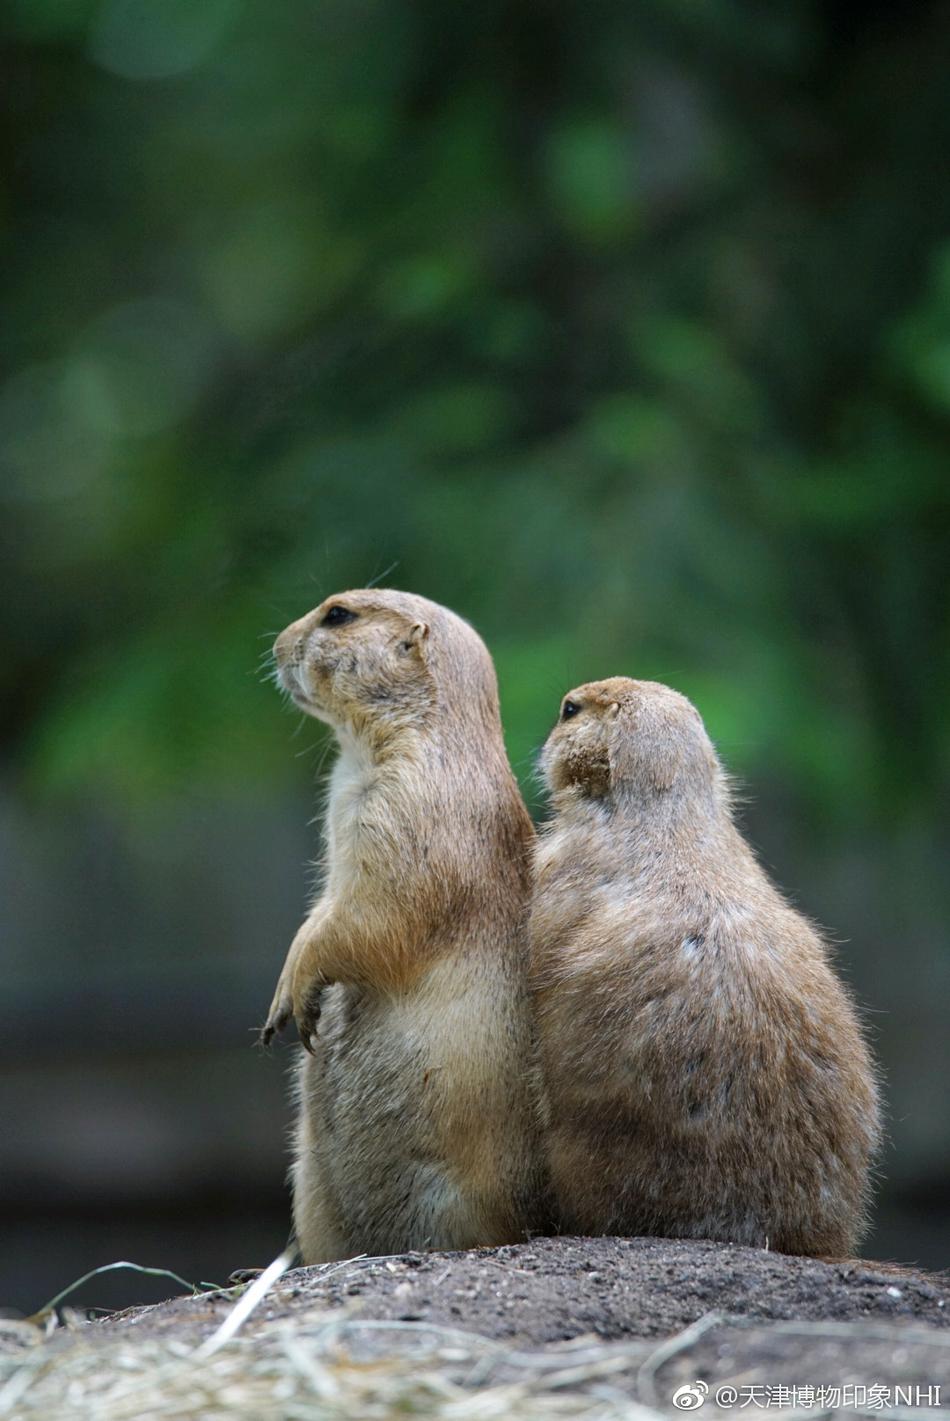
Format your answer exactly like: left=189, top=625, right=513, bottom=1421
left=273, top=588, right=499, bottom=737
left=539, top=677, right=722, bottom=808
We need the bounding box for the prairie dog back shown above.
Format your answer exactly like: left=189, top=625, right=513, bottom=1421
left=530, top=677, right=881, bottom=1257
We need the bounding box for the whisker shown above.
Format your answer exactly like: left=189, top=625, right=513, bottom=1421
left=366, top=558, right=399, bottom=589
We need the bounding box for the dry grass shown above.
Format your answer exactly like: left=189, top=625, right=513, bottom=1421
left=0, top=1310, right=665, bottom=1421
left=0, top=1250, right=668, bottom=1418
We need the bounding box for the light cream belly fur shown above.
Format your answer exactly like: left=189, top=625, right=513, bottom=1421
left=292, top=957, right=534, bottom=1262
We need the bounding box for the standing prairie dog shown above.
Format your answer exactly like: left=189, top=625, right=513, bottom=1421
left=261, top=589, right=543, bottom=1262
left=530, top=677, right=881, bottom=1257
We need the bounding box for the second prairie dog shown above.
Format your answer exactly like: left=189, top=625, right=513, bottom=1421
left=530, top=677, right=881, bottom=1257
left=262, top=588, right=543, bottom=1263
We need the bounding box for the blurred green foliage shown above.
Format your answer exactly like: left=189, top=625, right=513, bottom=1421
left=2, top=0, right=949, bottom=827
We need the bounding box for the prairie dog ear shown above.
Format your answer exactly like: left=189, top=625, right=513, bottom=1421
left=608, top=702, right=621, bottom=719
left=402, top=621, right=430, bottom=654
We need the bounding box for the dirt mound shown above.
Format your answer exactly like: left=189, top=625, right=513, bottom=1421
left=5, top=1238, right=948, bottom=1418
left=289, top=1235, right=950, bottom=1341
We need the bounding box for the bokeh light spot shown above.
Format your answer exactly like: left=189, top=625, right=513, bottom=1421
left=88, top=0, right=238, bottom=80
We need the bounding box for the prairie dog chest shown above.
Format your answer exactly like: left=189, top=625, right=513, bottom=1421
left=324, top=741, right=376, bottom=862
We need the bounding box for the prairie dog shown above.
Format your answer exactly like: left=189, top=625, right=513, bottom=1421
left=262, top=589, right=542, bottom=1262
left=529, top=677, right=881, bottom=1257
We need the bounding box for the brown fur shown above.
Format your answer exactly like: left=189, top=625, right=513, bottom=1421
left=262, top=589, right=543, bottom=1262
left=529, top=677, right=881, bottom=1257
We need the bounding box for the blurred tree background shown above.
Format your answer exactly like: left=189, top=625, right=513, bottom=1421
left=2, top=0, right=949, bottom=1313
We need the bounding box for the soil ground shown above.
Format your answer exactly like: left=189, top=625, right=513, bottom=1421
left=4, top=1237, right=949, bottom=1418
left=105, top=1235, right=950, bottom=1344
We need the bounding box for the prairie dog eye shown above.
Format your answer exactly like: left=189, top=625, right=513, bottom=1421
left=322, top=605, right=357, bottom=627
left=561, top=699, right=581, bottom=720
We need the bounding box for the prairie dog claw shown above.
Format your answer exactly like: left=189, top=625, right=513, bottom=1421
left=292, top=976, right=325, bottom=1055
left=260, top=974, right=293, bottom=1046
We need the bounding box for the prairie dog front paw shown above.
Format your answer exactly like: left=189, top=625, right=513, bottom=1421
left=291, top=949, right=328, bottom=1054
left=260, top=918, right=321, bottom=1047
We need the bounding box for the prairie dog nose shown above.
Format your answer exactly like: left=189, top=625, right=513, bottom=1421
left=274, top=618, right=308, bottom=667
